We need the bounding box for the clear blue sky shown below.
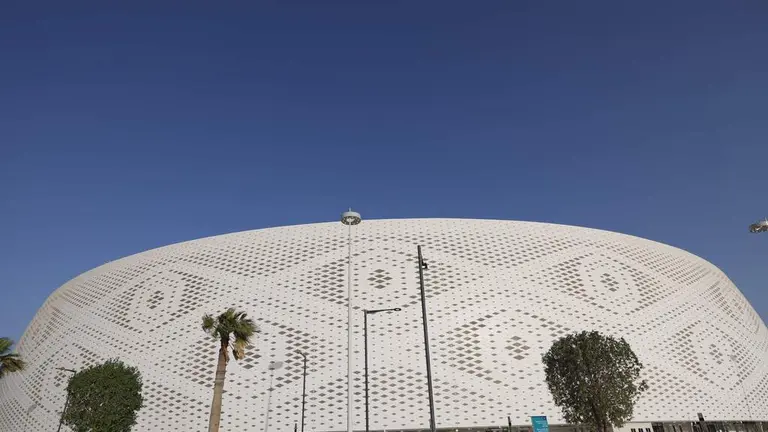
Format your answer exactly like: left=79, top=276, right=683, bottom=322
left=1, top=2, right=766, bottom=342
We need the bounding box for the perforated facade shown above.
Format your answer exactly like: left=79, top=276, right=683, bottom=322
left=1, top=219, right=766, bottom=432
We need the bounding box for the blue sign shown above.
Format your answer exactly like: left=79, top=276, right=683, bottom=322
left=531, top=416, right=549, bottom=432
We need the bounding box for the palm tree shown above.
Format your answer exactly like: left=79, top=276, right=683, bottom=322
left=202, top=308, right=258, bottom=432
left=0, top=337, right=25, bottom=378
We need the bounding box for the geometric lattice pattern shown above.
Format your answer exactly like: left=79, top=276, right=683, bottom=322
left=1, top=219, right=766, bottom=432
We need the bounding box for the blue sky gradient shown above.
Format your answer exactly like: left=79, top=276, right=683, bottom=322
left=1, top=1, right=767, bottom=341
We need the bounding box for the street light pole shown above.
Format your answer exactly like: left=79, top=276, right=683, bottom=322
left=748, top=218, right=768, bottom=234
left=55, top=367, right=76, bottom=432
left=363, top=307, right=401, bottom=432
left=264, top=361, right=283, bottom=432
left=364, top=311, right=369, bottom=432
left=341, top=209, right=361, bottom=432
left=417, top=245, right=437, bottom=432
left=298, top=351, right=308, bottom=432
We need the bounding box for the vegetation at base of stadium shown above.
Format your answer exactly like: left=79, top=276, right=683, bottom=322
left=62, top=359, right=144, bottom=432
left=542, top=330, right=648, bottom=432
left=202, top=308, right=259, bottom=432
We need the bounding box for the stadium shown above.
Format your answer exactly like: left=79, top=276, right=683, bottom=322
left=1, top=218, right=766, bottom=432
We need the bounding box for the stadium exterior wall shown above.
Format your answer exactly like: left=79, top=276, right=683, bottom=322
left=0, top=219, right=766, bottom=432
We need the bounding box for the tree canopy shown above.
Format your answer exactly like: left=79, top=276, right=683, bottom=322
left=542, top=331, right=647, bottom=432
left=202, top=308, right=258, bottom=361
left=0, top=337, right=25, bottom=378
left=63, top=359, right=144, bottom=432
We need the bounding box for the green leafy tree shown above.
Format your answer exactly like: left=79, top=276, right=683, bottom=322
left=63, top=359, right=144, bottom=432
left=542, top=331, right=647, bottom=432
left=0, top=338, right=25, bottom=378
left=202, top=308, right=258, bottom=432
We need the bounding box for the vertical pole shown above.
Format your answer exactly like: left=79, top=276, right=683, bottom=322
left=364, top=311, right=370, bottom=432
left=508, top=416, right=513, bottom=432
left=347, top=223, right=354, bottom=432
left=300, top=352, right=307, bottom=432
left=698, top=413, right=707, bottom=432
left=417, top=245, right=437, bottom=432
left=265, top=369, right=275, bottom=432
left=56, top=392, right=70, bottom=432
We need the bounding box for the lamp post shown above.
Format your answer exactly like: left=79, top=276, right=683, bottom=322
left=297, top=351, right=308, bottom=432
left=55, top=367, right=76, bottom=432
left=363, top=307, right=402, bottom=432
left=748, top=218, right=768, bottom=233
left=264, top=361, right=283, bottom=432
left=417, top=245, right=437, bottom=432
left=341, top=209, right=361, bottom=432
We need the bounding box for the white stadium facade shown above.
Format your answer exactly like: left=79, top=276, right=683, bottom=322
left=1, top=218, right=766, bottom=432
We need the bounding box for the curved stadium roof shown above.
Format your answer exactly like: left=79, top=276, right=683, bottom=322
left=1, top=219, right=766, bottom=431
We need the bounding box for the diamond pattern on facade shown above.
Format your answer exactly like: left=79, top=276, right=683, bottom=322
left=0, top=219, right=765, bottom=432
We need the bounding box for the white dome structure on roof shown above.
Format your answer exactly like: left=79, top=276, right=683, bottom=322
left=1, top=219, right=766, bottom=432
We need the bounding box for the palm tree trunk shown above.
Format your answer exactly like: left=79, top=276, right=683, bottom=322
left=208, top=340, right=228, bottom=432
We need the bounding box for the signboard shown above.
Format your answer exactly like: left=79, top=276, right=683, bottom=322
left=531, top=416, right=549, bottom=432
